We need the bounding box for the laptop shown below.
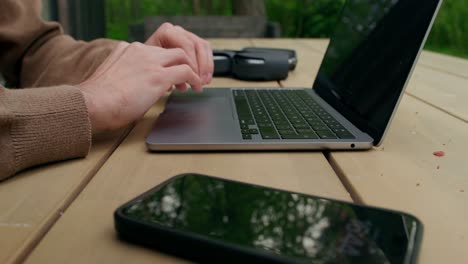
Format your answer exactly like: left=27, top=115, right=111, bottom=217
left=146, top=0, right=443, bottom=151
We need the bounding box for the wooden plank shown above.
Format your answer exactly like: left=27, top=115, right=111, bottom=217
left=25, top=40, right=350, bottom=264
left=328, top=95, right=468, bottom=264
left=0, top=128, right=129, bottom=264
left=418, top=50, right=468, bottom=79
left=406, top=65, right=468, bottom=122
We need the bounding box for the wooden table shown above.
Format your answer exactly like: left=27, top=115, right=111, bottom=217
left=1, top=39, right=466, bottom=264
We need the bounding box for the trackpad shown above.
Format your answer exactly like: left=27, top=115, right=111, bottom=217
left=149, top=89, right=239, bottom=143
left=160, top=90, right=234, bottom=120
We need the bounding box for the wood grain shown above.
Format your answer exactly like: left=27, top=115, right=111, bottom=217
left=418, top=50, right=468, bottom=79
left=406, top=65, right=468, bottom=122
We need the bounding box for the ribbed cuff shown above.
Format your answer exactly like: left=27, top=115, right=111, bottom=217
left=1, top=85, right=91, bottom=179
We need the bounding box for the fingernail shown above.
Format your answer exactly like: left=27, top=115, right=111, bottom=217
left=202, top=74, right=209, bottom=84
left=207, top=73, right=213, bottom=83
left=202, top=73, right=212, bottom=84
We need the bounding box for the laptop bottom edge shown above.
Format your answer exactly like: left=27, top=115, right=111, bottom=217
left=146, top=141, right=373, bottom=151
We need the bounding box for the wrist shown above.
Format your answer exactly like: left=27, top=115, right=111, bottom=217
left=78, top=85, right=100, bottom=132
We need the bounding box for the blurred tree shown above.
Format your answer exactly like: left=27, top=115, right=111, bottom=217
left=265, top=0, right=344, bottom=38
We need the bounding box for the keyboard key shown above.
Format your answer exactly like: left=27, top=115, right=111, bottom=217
left=316, top=131, right=337, bottom=139
left=307, top=120, right=323, bottom=126
left=262, top=134, right=280, bottom=139
left=282, top=134, right=318, bottom=139
left=240, top=119, right=255, bottom=125
left=255, top=118, right=271, bottom=124
left=258, top=123, right=274, bottom=128
left=328, top=123, right=345, bottom=129
left=249, top=129, right=259, bottom=134
left=323, top=119, right=339, bottom=125
left=273, top=120, right=290, bottom=126
left=278, top=129, right=296, bottom=135
left=259, top=127, right=277, bottom=134
left=298, top=132, right=318, bottom=138
left=333, top=128, right=348, bottom=133
left=291, top=119, right=305, bottom=125
left=310, top=124, right=329, bottom=131
left=336, top=132, right=355, bottom=139
left=293, top=124, right=310, bottom=129
left=331, top=128, right=354, bottom=139
left=242, top=134, right=252, bottom=140
left=276, top=124, right=293, bottom=130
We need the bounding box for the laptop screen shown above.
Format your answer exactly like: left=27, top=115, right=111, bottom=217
left=313, top=0, right=441, bottom=145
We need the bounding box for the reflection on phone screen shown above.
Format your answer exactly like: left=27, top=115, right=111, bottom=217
left=122, top=174, right=420, bottom=264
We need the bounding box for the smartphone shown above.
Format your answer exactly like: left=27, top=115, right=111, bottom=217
left=114, top=173, right=423, bottom=264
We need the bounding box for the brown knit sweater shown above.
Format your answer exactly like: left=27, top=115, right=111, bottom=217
left=0, top=0, right=118, bottom=180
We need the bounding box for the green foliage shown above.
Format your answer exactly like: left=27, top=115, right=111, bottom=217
left=425, top=0, right=468, bottom=59
left=105, top=0, right=468, bottom=59
left=106, top=0, right=232, bottom=40
left=265, top=0, right=345, bottom=38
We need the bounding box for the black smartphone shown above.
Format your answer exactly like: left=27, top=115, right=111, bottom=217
left=114, top=173, right=423, bottom=264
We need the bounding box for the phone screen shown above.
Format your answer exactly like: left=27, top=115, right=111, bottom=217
left=120, top=174, right=421, bottom=264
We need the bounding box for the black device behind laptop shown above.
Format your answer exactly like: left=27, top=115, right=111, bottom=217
left=213, top=47, right=297, bottom=80
left=146, top=0, right=443, bottom=151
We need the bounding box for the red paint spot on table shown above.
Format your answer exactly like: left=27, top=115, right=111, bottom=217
left=433, top=151, right=445, bottom=157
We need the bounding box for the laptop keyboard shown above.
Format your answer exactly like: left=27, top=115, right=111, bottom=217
left=233, top=89, right=355, bottom=140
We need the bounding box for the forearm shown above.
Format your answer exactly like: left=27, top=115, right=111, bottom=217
left=0, top=85, right=91, bottom=180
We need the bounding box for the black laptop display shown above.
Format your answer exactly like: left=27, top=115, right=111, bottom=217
left=314, top=0, right=441, bottom=144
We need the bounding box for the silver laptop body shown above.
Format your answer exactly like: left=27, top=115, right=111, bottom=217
left=146, top=0, right=443, bottom=151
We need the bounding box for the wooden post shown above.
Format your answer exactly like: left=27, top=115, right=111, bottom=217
left=57, top=0, right=70, bottom=34
left=232, top=0, right=266, bottom=16
left=192, top=0, right=201, bottom=15
left=64, top=0, right=106, bottom=40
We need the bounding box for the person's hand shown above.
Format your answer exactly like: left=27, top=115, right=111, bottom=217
left=78, top=41, right=202, bottom=132
left=145, top=22, right=214, bottom=86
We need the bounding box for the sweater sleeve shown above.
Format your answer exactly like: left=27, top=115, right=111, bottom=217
left=0, top=0, right=119, bottom=180
left=0, top=85, right=91, bottom=180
